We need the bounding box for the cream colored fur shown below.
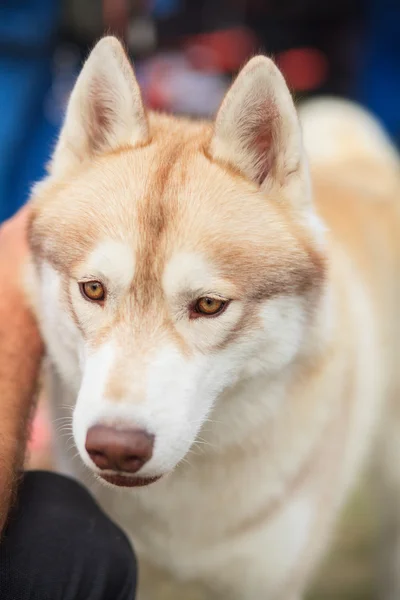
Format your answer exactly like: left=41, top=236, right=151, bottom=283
left=27, top=37, right=400, bottom=600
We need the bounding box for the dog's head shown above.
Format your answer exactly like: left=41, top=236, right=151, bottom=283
left=28, top=37, right=326, bottom=487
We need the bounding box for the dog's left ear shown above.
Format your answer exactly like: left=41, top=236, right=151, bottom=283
left=49, top=36, right=148, bottom=177
left=211, top=56, right=308, bottom=199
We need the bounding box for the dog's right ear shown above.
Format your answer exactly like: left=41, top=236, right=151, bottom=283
left=49, top=37, right=149, bottom=178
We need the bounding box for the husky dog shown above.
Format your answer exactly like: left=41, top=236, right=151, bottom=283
left=27, top=37, right=400, bottom=600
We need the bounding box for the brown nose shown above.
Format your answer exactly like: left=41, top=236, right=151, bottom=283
left=85, top=425, right=154, bottom=473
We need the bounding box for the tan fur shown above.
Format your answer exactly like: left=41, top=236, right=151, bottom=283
left=27, top=38, right=400, bottom=600
left=29, top=112, right=324, bottom=359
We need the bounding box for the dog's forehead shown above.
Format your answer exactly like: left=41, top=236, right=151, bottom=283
left=34, top=138, right=266, bottom=257
left=73, top=153, right=320, bottom=304
left=79, top=145, right=279, bottom=250
left=31, top=119, right=324, bottom=301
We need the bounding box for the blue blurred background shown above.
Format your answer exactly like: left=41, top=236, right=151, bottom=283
left=0, top=0, right=399, bottom=223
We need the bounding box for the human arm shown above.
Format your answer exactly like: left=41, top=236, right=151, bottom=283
left=0, top=207, right=43, bottom=534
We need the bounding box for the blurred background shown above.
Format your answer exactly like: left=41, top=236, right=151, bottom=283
left=2, top=0, right=398, bottom=598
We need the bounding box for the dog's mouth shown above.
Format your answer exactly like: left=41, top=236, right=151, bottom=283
left=99, top=473, right=162, bottom=488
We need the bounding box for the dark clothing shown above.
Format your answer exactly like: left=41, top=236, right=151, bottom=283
left=0, top=471, right=137, bottom=600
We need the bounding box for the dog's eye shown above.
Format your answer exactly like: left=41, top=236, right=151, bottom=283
left=192, top=297, right=227, bottom=317
left=80, top=281, right=105, bottom=302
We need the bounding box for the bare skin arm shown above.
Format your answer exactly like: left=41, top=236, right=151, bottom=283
left=0, top=207, right=43, bottom=534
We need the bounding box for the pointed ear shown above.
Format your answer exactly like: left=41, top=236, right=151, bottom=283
left=49, top=36, right=149, bottom=177
left=210, top=56, right=304, bottom=192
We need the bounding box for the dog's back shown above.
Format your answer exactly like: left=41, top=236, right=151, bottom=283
left=300, top=97, right=399, bottom=340
left=301, top=97, right=400, bottom=599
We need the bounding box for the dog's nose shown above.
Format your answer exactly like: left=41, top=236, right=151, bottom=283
left=85, top=425, right=154, bottom=473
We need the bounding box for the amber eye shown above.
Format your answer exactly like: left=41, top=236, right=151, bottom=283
left=193, top=297, right=227, bottom=317
left=80, top=281, right=105, bottom=302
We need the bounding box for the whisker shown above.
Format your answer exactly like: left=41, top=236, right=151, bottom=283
left=55, top=424, right=73, bottom=432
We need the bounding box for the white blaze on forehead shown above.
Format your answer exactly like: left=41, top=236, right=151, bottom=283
left=81, top=239, right=135, bottom=288
left=163, top=251, right=236, bottom=298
